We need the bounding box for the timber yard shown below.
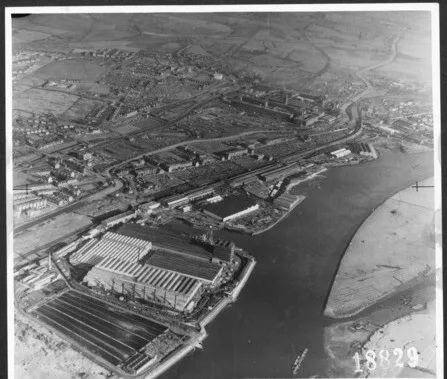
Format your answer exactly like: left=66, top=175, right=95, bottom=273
left=11, top=10, right=436, bottom=379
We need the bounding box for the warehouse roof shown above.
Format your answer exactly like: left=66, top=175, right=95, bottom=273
left=146, top=250, right=222, bottom=283
left=202, top=195, right=257, bottom=219
left=117, top=223, right=211, bottom=260
left=69, top=232, right=152, bottom=266
left=95, top=256, right=201, bottom=295
left=212, top=245, right=233, bottom=262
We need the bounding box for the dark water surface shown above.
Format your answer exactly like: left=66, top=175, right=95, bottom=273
left=161, top=149, right=434, bottom=379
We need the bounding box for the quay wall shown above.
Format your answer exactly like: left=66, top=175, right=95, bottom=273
left=231, top=258, right=257, bottom=301
left=144, top=331, right=208, bottom=379
left=199, top=296, right=232, bottom=327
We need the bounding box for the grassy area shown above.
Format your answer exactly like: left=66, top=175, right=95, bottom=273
left=14, top=212, right=92, bottom=258
left=34, top=59, right=106, bottom=81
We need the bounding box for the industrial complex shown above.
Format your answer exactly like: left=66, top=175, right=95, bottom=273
left=11, top=10, right=435, bottom=379
left=15, top=216, right=256, bottom=378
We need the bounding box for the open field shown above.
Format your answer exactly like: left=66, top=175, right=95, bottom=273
left=14, top=88, right=79, bottom=116
left=34, top=59, right=106, bottom=81
left=33, top=291, right=167, bottom=366
left=73, top=82, right=110, bottom=95
left=130, top=13, right=232, bottom=36
left=114, top=124, right=141, bottom=135
left=13, top=171, right=33, bottom=186
left=62, top=98, right=103, bottom=120
left=14, top=212, right=92, bottom=259
left=100, top=141, right=143, bottom=161
left=24, top=14, right=94, bottom=33
left=12, top=29, right=51, bottom=44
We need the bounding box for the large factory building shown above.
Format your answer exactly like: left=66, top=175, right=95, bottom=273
left=83, top=256, right=203, bottom=312
left=70, top=226, right=229, bottom=312
left=202, top=195, right=259, bottom=222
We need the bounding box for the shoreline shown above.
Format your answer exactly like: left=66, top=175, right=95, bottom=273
left=251, top=166, right=328, bottom=236
left=250, top=196, right=304, bottom=236
left=324, top=176, right=436, bottom=320
left=323, top=275, right=437, bottom=378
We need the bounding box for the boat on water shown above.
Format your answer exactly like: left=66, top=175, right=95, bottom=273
left=292, top=348, right=309, bottom=375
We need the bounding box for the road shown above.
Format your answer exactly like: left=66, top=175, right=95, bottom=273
left=336, top=28, right=407, bottom=125
left=355, top=28, right=406, bottom=90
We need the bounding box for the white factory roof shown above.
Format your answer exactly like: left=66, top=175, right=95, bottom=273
left=331, top=148, right=348, bottom=155
left=96, top=256, right=201, bottom=296
left=70, top=232, right=152, bottom=265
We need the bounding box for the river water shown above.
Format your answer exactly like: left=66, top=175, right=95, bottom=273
left=160, top=149, right=434, bottom=379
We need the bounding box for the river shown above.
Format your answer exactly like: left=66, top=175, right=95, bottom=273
left=160, top=148, right=434, bottom=379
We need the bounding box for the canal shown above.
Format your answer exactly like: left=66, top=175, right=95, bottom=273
left=161, top=148, right=434, bottom=379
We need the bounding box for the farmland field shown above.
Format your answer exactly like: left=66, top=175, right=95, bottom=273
left=62, top=98, right=103, bottom=120
left=114, top=124, right=141, bottom=135
left=14, top=88, right=79, bottom=116
left=12, top=29, right=51, bottom=44
left=14, top=213, right=92, bottom=259
left=34, top=59, right=106, bottom=81
left=33, top=291, right=167, bottom=366
left=100, top=141, right=143, bottom=161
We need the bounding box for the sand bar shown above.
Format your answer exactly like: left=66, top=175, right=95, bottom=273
left=325, top=177, right=435, bottom=318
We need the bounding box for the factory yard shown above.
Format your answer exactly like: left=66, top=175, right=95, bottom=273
left=32, top=291, right=167, bottom=366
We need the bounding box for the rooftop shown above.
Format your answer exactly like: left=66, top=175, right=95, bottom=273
left=117, top=224, right=211, bottom=261
left=202, top=194, right=257, bottom=219
left=145, top=250, right=221, bottom=283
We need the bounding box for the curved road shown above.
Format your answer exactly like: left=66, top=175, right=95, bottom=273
left=355, top=28, right=407, bottom=90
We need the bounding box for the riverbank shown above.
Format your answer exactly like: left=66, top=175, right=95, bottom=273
left=324, top=177, right=436, bottom=319
left=250, top=196, right=305, bottom=236
left=250, top=166, right=327, bottom=236
left=143, top=149, right=436, bottom=379
left=322, top=176, right=438, bottom=378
